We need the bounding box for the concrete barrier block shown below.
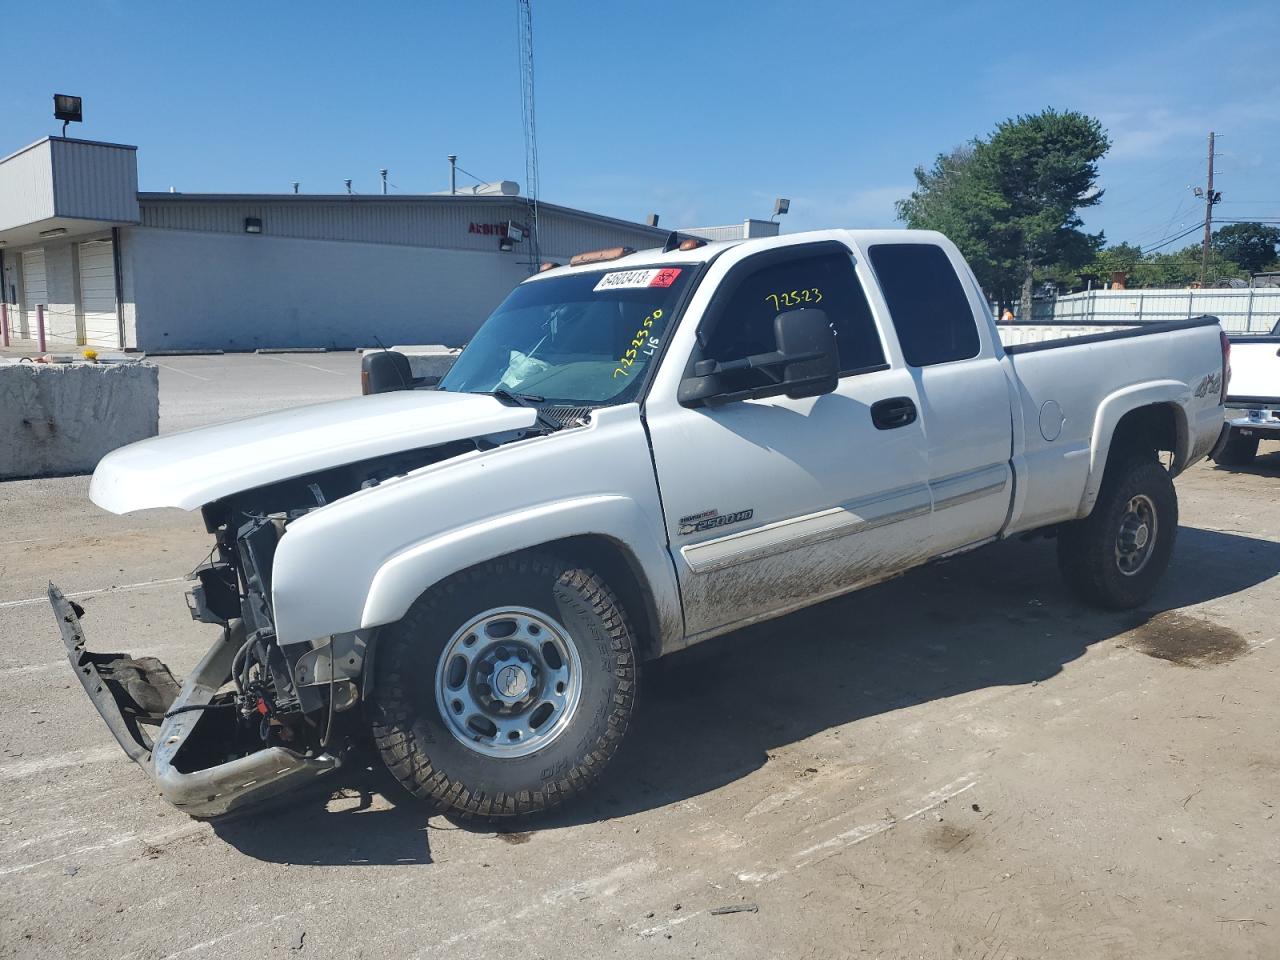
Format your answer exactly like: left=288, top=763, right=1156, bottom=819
left=0, top=362, right=160, bottom=480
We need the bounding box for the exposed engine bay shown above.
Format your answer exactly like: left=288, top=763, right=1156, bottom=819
left=187, top=442, right=479, bottom=759
left=52, top=439, right=484, bottom=816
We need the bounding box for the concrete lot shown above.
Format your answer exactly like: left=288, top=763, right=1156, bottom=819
left=146, top=352, right=361, bottom=434
left=1, top=357, right=1278, bottom=959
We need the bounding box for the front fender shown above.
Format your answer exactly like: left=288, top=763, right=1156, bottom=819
left=1080, top=380, right=1189, bottom=515
left=269, top=405, right=682, bottom=654
left=361, top=493, right=679, bottom=640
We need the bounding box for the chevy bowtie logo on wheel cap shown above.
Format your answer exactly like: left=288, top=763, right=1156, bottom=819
left=678, top=508, right=754, bottom=536
left=496, top=664, right=530, bottom=699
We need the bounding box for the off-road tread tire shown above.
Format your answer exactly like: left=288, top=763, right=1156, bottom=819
left=370, top=553, right=639, bottom=820
left=1212, top=431, right=1258, bottom=466
left=1056, top=455, right=1178, bottom=610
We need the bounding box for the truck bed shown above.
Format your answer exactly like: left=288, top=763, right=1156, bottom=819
left=1001, top=316, right=1225, bottom=534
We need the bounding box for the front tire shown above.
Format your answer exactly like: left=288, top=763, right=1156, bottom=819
left=1057, top=456, right=1178, bottom=610
left=370, top=553, right=639, bottom=818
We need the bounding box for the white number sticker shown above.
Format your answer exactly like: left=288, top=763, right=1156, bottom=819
left=593, top=267, right=682, bottom=292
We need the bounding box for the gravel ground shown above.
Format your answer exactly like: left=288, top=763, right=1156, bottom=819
left=1, top=359, right=1277, bottom=959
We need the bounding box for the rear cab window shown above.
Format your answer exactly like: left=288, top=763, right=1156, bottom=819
left=700, top=248, right=887, bottom=389
left=867, top=243, right=980, bottom=367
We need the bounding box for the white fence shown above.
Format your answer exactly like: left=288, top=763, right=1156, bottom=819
left=1029, top=288, right=1280, bottom=333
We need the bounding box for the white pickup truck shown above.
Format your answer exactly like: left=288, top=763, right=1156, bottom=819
left=50, top=229, right=1228, bottom=820
left=1212, top=330, right=1280, bottom=465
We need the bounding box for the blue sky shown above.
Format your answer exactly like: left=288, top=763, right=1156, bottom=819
left=4, top=0, right=1278, bottom=249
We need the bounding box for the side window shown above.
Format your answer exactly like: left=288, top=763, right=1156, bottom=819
left=868, top=243, right=980, bottom=366
left=701, top=251, right=886, bottom=383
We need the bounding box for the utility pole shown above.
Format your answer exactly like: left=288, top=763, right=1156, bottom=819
left=380, top=169, right=388, bottom=195
left=1200, top=131, right=1216, bottom=286
left=448, top=155, right=457, bottom=195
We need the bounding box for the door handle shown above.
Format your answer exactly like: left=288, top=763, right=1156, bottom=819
left=871, top=396, right=917, bottom=430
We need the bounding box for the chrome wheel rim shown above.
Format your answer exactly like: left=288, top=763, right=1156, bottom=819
left=1115, top=494, right=1158, bottom=576
left=434, top=606, right=582, bottom=759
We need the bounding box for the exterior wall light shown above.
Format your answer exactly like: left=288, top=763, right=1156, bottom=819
left=499, top=236, right=515, bottom=252
left=244, top=217, right=263, bottom=234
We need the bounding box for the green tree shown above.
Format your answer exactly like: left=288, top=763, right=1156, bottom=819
left=1084, top=240, right=1247, bottom=289
left=898, top=109, right=1109, bottom=317
left=897, top=146, right=1022, bottom=310
left=1212, top=222, right=1280, bottom=275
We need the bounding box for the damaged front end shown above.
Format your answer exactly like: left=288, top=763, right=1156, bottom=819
left=50, top=586, right=339, bottom=817
left=48, top=443, right=474, bottom=818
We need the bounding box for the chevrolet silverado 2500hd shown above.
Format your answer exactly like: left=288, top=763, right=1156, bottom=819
left=50, top=229, right=1229, bottom=819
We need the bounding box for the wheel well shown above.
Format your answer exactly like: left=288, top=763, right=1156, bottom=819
left=515, top=534, right=664, bottom=662
left=1108, top=403, right=1181, bottom=470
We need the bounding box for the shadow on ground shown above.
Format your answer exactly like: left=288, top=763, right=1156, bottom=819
left=212, top=525, right=1280, bottom=864
left=1210, top=446, right=1280, bottom=477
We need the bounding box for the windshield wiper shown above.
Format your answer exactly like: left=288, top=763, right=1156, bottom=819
left=489, top=388, right=563, bottom=432
left=490, top=388, right=545, bottom=406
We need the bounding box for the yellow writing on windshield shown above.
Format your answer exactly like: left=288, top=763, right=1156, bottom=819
left=765, top=288, right=823, bottom=311
left=613, top=308, right=663, bottom=378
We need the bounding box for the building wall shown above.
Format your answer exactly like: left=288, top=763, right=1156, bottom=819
left=137, top=197, right=668, bottom=261
left=0, top=139, right=138, bottom=233
left=49, top=139, right=139, bottom=223
left=39, top=242, right=79, bottom=342
left=0, top=140, right=57, bottom=231
left=126, top=226, right=532, bottom=351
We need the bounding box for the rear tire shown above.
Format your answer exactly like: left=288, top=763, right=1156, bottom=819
left=370, top=552, right=639, bottom=818
left=1212, top=430, right=1258, bottom=466
left=1057, top=456, right=1178, bottom=610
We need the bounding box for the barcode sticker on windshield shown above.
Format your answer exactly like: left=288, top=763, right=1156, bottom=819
left=594, top=268, right=682, bottom=292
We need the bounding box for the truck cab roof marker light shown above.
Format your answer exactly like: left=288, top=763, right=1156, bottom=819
left=569, top=246, right=634, bottom=267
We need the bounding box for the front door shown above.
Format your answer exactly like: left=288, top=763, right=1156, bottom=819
left=644, top=241, right=931, bottom=642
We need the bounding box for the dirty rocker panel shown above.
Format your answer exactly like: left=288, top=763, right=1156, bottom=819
left=679, top=483, right=932, bottom=575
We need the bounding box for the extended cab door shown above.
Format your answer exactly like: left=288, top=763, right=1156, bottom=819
left=859, top=238, right=1014, bottom=555
left=643, top=238, right=932, bottom=643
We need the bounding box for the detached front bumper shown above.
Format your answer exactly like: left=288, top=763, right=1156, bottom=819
left=49, top=584, right=339, bottom=818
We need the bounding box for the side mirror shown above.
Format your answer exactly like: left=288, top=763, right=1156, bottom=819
left=678, top=308, right=839, bottom=406
left=774, top=308, right=839, bottom=400
left=360, top=350, right=438, bottom=395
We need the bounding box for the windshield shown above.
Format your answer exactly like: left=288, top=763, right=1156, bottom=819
left=438, top=266, right=695, bottom=406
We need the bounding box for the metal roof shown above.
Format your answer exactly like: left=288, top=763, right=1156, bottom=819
left=136, top=192, right=669, bottom=238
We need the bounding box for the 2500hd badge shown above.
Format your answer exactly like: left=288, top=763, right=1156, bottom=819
left=678, top=508, right=755, bottom=536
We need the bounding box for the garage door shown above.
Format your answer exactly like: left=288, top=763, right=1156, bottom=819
left=21, top=249, right=47, bottom=338
left=79, top=240, right=119, bottom=347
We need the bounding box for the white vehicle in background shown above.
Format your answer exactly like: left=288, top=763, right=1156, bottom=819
left=50, top=229, right=1228, bottom=821
left=1213, top=329, right=1280, bottom=465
